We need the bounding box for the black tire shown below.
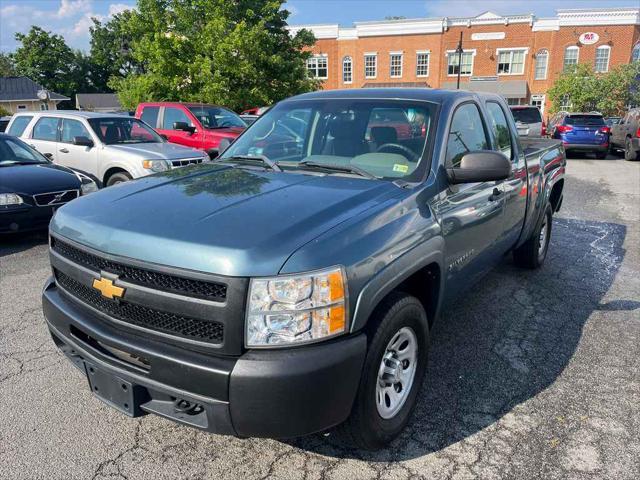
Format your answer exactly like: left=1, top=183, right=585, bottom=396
left=106, top=171, right=132, bottom=187
left=513, top=204, right=553, bottom=269
left=339, top=292, right=429, bottom=450
left=624, top=138, right=639, bottom=161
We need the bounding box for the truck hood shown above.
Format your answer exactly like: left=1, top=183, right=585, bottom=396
left=51, top=164, right=400, bottom=276
left=107, top=142, right=205, bottom=160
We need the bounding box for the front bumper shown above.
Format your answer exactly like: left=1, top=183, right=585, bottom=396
left=42, top=277, right=367, bottom=438
left=0, top=205, right=55, bottom=233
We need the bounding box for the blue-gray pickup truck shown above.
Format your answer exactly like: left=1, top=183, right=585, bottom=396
left=42, top=89, right=565, bottom=449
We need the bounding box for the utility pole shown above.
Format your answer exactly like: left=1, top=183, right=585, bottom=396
left=455, top=31, right=463, bottom=90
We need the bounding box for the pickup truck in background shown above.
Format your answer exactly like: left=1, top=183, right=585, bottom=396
left=135, top=102, right=247, bottom=159
left=42, top=89, right=565, bottom=449
left=609, top=107, right=640, bottom=161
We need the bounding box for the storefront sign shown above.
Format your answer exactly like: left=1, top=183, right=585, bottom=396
left=579, top=32, right=599, bottom=45
left=471, top=32, right=506, bottom=41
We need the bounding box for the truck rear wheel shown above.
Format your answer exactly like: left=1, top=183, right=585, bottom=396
left=513, top=204, right=552, bottom=269
left=339, top=292, right=429, bottom=450
left=106, top=171, right=132, bottom=187
left=625, top=138, right=639, bottom=161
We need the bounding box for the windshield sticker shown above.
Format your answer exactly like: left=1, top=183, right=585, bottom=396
left=393, top=164, right=409, bottom=173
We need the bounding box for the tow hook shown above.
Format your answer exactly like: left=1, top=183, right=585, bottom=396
left=173, top=398, right=204, bottom=415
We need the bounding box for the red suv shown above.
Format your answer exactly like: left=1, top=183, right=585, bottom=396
left=135, top=102, right=246, bottom=158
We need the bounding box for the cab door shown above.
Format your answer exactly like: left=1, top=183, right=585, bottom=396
left=158, top=106, right=201, bottom=149
left=57, top=118, right=100, bottom=179
left=434, top=102, right=506, bottom=303
left=28, top=116, right=60, bottom=161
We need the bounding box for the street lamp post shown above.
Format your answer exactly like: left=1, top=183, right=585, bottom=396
left=455, top=31, right=463, bottom=90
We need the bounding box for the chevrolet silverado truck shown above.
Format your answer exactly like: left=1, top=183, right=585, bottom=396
left=42, top=89, right=565, bottom=449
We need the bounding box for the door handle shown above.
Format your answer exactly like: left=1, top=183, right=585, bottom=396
left=29, top=144, right=36, bottom=148
left=59, top=148, right=69, bottom=153
left=489, top=188, right=503, bottom=202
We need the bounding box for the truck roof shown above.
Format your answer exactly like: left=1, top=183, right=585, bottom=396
left=287, top=87, right=501, bottom=104
left=11, top=111, right=130, bottom=119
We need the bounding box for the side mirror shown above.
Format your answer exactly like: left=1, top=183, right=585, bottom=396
left=173, top=121, right=196, bottom=134
left=73, top=136, right=94, bottom=148
left=447, top=151, right=511, bottom=184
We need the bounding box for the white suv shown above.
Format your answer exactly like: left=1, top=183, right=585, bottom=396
left=6, top=111, right=209, bottom=187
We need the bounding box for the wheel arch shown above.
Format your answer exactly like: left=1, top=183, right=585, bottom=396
left=103, top=167, right=131, bottom=186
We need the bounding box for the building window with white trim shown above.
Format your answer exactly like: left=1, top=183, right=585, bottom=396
left=563, top=46, right=579, bottom=72
left=447, top=51, right=473, bottom=76
left=364, top=54, right=377, bottom=79
left=416, top=51, right=429, bottom=77
left=594, top=45, right=610, bottom=73
left=633, top=43, right=640, bottom=63
left=342, top=56, right=352, bottom=84
left=534, top=49, right=548, bottom=80
left=16, top=105, right=27, bottom=110
left=560, top=95, right=572, bottom=111
left=390, top=53, right=403, bottom=78
left=497, top=49, right=526, bottom=75
left=306, top=55, right=328, bottom=79
left=530, top=94, right=545, bottom=115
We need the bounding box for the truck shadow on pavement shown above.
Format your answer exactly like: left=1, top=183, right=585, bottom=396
left=291, top=217, right=628, bottom=460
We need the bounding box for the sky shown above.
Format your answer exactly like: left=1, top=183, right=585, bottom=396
left=0, top=0, right=637, bottom=53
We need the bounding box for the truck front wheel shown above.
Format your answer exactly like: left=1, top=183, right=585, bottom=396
left=513, top=204, right=552, bottom=269
left=340, top=292, right=429, bottom=449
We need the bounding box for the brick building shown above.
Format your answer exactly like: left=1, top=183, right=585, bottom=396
left=290, top=7, right=640, bottom=116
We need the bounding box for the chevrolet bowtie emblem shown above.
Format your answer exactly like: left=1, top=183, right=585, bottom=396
left=92, top=277, right=125, bottom=300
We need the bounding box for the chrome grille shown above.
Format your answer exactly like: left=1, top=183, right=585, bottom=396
left=171, top=157, right=205, bottom=167
left=34, top=190, right=79, bottom=207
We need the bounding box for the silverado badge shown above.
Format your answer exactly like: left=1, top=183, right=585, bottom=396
left=92, top=277, right=125, bottom=300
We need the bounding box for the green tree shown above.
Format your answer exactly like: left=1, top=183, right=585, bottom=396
left=109, top=0, right=318, bottom=111
left=597, top=63, right=640, bottom=116
left=89, top=10, right=141, bottom=91
left=547, top=64, right=600, bottom=114
left=0, top=53, right=16, bottom=76
left=13, top=27, right=78, bottom=97
left=0, top=106, right=12, bottom=117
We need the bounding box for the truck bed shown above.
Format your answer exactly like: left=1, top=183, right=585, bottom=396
left=520, top=137, right=563, bottom=158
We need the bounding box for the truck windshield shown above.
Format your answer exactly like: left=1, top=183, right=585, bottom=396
left=88, top=117, right=164, bottom=145
left=220, top=99, right=437, bottom=180
left=188, top=106, right=246, bottom=129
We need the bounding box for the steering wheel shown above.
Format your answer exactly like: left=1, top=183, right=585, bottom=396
left=376, top=143, right=419, bottom=162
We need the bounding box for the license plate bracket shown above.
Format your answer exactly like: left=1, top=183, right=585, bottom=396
left=84, top=362, right=145, bottom=417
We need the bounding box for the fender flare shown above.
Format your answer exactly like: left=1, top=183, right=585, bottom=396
left=350, top=235, right=445, bottom=333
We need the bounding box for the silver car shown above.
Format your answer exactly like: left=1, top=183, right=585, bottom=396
left=6, top=111, right=209, bottom=187
left=509, top=106, right=544, bottom=137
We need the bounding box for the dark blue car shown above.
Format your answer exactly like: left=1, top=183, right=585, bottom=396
left=0, top=133, right=97, bottom=234
left=550, top=113, right=610, bottom=159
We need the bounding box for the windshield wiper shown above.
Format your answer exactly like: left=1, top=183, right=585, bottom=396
left=297, top=161, right=377, bottom=180
left=222, top=155, right=282, bottom=172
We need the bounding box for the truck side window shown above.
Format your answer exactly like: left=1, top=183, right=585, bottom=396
left=141, top=107, right=160, bottom=128
left=32, top=117, right=59, bottom=141
left=445, top=103, right=489, bottom=168
left=7, top=116, right=33, bottom=136
left=163, top=108, right=193, bottom=130
left=485, top=102, right=513, bottom=159
left=60, top=119, right=91, bottom=144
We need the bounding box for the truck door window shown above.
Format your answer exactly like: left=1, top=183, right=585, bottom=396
left=163, top=108, right=193, bottom=130
left=140, top=107, right=160, bottom=128
left=7, top=116, right=33, bottom=136
left=485, top=102, right=513, bottom=159
left=31, top=117, right=60, bottom=141
left=60, top=119, right=91, bottom=144
left=446, top=103, right=489, bottom=168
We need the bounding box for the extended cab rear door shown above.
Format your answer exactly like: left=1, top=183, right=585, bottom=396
left=486, top=100, right=527, bottom=250
left=435, top=101, right=506, bottom=302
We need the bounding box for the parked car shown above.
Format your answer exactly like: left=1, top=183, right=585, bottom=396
left=239, top=114, right=259, bottom=126
left=549, top=112, right=610, bottom=159
left=605, top=116, right=621, bottom=127
left=241, top=106, right=269, bottom=116
left=6, top=111, right=209, bottom=187
left=0, top=133, right=97, bottom=234
left=509, top=105, right=545, bottom=137
left=135, top=102, right=246, bottom=158
left=0, top=116, right=12, bottom=132
left=610, top=108, right=640, bottom=161
left=42, top=89, right=565, bottom=449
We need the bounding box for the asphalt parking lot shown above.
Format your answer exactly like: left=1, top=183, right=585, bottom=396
left=1, top=154, right=638, bottom=480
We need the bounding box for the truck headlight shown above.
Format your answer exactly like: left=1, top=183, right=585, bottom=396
left=142, top=159, right=170, bottom=172
left=0, top=193, right=24, bottom=206
left=246, top=266, right=348, bottom=347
